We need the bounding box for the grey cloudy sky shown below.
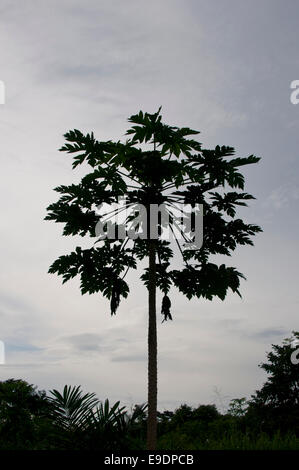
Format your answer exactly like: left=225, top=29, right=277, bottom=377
left=0, top=0, right=298, bottom=411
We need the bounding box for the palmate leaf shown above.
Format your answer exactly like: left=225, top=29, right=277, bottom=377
left=48, top=244, right=134, bottom=314
left=170, top=264, right=246, bottom=301
left=60, top=130, right=119, bottom=169
left=141, top=262, right=172, bottom=294
left=126, top=108, right=201, bottom=155
left=210, top=191, right=256, bottom=218
left=48, top=255, right=80, bottom=284
left=229, top=154, right=260, bottom=167
left=45, top=202, right=98, bottom=237
left=201, top=211, right=261, bottom=253
left=186, top=145, right=257, bottom=190
left=52, top=178, right=122, bottom=209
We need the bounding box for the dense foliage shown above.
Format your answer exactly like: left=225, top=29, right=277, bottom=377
left=1, top=333, right=298, bottom=450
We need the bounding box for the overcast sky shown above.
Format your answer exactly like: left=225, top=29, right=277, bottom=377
left=0, top=0, right=298, bottom=412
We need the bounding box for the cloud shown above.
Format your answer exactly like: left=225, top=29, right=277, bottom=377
left=111, top=354, right=146, bottom=363
left=5, top=341, right=43, bottom=353
left=0, top=292, right=38, bottom=315
left=0, top=0, right=298, bottom=409
left=55, top=330, right=138, bottom=360
left=264, top=182, right=299, bottom=210
left=244, top=327, right=289, bottom=341
left=63, top=333, right=103, bottom=352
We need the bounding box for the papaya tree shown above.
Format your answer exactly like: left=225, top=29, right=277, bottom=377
left=45, top=107, right=262, bottom=449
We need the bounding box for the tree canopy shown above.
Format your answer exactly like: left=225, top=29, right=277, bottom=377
left=45, top=107, right=262, bottom=320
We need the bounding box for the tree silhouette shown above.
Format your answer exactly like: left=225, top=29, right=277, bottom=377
left=45, top=107, right=262, bottom=449
left=247, top=331, right=299, bottom=435
left=0, top=379, right=51, bottom=449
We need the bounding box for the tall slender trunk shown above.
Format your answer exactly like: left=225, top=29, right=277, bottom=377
left=147, top=238, right=157, bottom=450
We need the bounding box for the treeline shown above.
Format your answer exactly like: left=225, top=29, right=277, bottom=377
left=0, top=332, right=298, bottom=450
